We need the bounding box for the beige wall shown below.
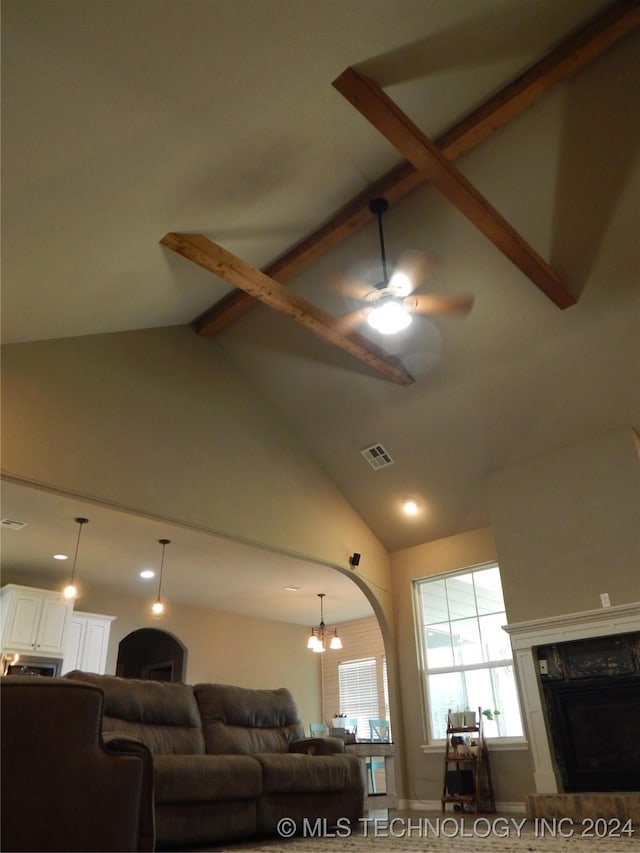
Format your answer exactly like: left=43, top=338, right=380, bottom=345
left=390, top=527, right=535, bottom=806
left=487, top=426, right=640, bottom=621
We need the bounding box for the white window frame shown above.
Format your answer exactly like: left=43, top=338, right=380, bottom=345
left=413, top=562, right=526, bottom=747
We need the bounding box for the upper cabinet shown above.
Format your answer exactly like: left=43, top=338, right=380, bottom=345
left=62, top=611, right=115, bottom=675
left=0, top=584, right=73, bottom=657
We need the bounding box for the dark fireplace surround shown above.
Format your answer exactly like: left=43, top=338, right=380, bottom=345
left=534, top=632, right=640, bottom=792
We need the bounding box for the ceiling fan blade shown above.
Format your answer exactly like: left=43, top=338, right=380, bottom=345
left=326, top=273, right=375, bottom=302
left=405, top=294, right=474, bottom=316
left=394, top=249, right=440, bottom=294
left=334, top=308, right=370, bottom=333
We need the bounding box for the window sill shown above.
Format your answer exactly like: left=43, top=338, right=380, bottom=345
left=421, top=737, right=529, bottom=754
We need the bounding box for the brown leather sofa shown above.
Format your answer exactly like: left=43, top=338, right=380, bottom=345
left=66, top=671, right=364, bottom=850
left=1, top=675, right=154, bottom=852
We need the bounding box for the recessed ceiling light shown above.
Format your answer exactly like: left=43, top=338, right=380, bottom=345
left=402, top=498, right=420, bottom=516
left=53, top=554, right=68, bottom=560
left=140, top=569, right=155, bottom=579
left=284, top=585, right=302, bottom=592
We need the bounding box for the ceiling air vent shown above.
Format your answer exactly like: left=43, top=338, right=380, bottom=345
left=1, top=518, right=27, bottom=530
left=360, top=444, right=394, bottom=470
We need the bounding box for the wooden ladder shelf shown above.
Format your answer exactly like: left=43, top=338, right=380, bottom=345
left=441, top=707, right=496, bottom=814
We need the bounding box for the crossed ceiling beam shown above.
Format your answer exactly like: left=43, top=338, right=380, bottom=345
left=332, top=66, right=575, bottom=308
left=160, top=232, right=415, bottom=385
left=189, top=0, right=640, bottom=338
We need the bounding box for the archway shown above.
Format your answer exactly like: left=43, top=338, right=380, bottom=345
left=116, top=628, right=186, bottom=682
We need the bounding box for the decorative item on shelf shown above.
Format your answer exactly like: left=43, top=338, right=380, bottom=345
left=306, top=593, right=342, bottom=652
left=447, top=707, right=466, bottom=729
left=63, top=517, right=89, bottom=600
left=151, top=538, right=170, bottom=616
left=463, top=708, right=477, bottom=727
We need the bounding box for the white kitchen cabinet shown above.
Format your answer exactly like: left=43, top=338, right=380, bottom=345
left=0, top=584, right=73, bottom=656
left=62, top=611, right=115, bottom=674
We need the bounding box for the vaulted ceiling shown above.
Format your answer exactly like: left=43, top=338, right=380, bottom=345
left=2, top=0, right=638, bottom=619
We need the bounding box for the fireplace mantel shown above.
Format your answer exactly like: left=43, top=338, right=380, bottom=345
left=503, top=602, right=640, bottom=792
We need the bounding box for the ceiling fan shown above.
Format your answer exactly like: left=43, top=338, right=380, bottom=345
left=349, top=198, right=474, bottom=335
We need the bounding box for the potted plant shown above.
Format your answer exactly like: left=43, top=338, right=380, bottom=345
left=482, top=708, right=501, bottom=725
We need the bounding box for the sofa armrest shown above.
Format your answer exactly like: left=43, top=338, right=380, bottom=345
left=103, top=733, right=155, bottom=852
left=289, top=736, right=345, bottom=755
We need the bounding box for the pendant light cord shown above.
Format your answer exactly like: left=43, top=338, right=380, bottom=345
left=69, top=517, right=88, bottom=585
left=157, top=539, right=170, bottom=601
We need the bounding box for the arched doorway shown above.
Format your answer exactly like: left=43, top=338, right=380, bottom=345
left=116, top=628, right=186, bottom=682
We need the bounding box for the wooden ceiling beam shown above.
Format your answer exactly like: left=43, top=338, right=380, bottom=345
left=161, top=233, right=414, bottom=386
left=333, top=67, right=575, bottom=308
left=192, top=0, right=640, bottom=335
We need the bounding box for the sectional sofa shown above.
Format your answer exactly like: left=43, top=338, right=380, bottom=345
left=66, top=671, right=364, bottom=850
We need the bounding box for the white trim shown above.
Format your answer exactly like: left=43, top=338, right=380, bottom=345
left=503, top=601, right=640, bottom=794
left=421, top=738, right=529, bottom=754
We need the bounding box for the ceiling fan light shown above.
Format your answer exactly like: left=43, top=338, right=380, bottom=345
left=388, top=270, right=412, bottom=296
left=367, top=300, right=412, bottom=335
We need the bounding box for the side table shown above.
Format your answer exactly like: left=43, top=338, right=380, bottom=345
left=345, top=742, right=398, bottom=811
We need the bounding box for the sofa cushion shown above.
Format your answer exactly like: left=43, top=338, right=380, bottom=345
left=66, top=671, right=205, bottom=755
left=153, top=754, right=262, bottom=803
left=194, top=683, right=304, bottom=755
left=255, top=752, right=361, bottom=794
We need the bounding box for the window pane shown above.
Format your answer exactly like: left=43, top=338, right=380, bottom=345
left=421, top=579, right=448, bottom=624
left=425, top=623, right=453, bottom=668
left=445, top=574, right=476, bottom=619
left=473, top=566, right=505, bottom=614
left=451, top=617, right=482, bottom=666
left=461, top=666, right=523, bottom=738
left=427, top=672, right=465, bottom=739
left=489, top=665, right=523, bottom=737
left=478, top=612, right=511, bottom=661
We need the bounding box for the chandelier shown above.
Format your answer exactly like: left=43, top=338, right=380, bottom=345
left=307, top=593, right=343, bottom=653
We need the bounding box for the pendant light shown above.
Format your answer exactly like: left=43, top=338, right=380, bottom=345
left=62, top=517, right=88, bottom=600
left=151, top=538, right=170, bottom=616
left=306, top=593, right=343, bottom=653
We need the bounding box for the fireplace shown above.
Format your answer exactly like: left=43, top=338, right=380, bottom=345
left=503, top=602, right=640, bottom=793
left=535, top=632, right=640, bottom=792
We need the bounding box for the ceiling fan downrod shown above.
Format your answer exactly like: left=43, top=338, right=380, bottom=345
left=369, top=198, right=389, bottom=288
